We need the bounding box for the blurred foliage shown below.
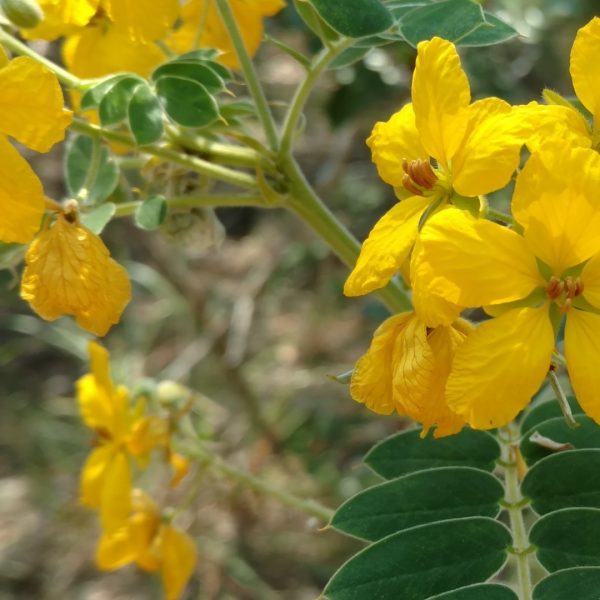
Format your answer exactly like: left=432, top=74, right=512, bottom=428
left=2, top=0, right=600, bottom=598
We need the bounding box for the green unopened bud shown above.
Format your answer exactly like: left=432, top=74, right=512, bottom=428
left=0, top=0, right=43, bottom=28
left=156, top=380, right=189, bottom=406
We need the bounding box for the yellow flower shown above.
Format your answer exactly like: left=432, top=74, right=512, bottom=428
left=0, top=55, right=71, bottom=243
left=351, top=311, right=471, bottom=438
left=168, top=0, right=286, bottom=69
left=345, top=37, right=534, bottom=297
left=20, top=211, right=131, bottom=337
left=415, top=146, right=600, bottom=429
left=96, top=489, right=198, bottom=600
left=76, top=342, right=168, bottom=531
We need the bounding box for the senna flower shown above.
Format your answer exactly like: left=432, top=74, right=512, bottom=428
left=77, top=341, right=169, bottom=531
left=96, top=489, right=197, bottom=600
left=414, top=146, right=600, bottom=429
left=345, top=37, right=536, bottom=298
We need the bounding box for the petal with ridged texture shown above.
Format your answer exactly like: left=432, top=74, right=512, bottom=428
left=416, top=208, right=542, bottom=307
left=366, top=103, right=428, bottom=187
left=0, top=135, right=44, bottom=243
left=344, top=196, right=430, bottom=296
left=570, top=17, right=600, bottom=122
left=565, top=310, right=600, bottom=424
left=350, top=313, right=413, bottom=415
left=446, top=307, right=554, bottom=429
left=412, top=37, right=470, bottom=168
left=0, top=57, right=71, bottom=152
left=20, top=216, right=131, bottom=336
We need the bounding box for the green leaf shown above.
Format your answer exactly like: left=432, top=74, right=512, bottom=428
left=81, top=202, right=116, bottom=234
left=128, top=83, right=164, bottom=145
left=399, top=0, right=486, bottom=47
left=98, top=76, right=144, bottom=126
left=331, top=467, right=503, bottom=541
left=135, top=195, right=167, bottom=231
left=329, top=46, right=372, bottom=69
left=457, top=13, right=519, bottom=47
left=429, top=583, right=518, bottom=599
left=530, top=508, right=600, bottom=572
left=65, top=135, right=119, bottom=204
left=152, top=61, right=225, bottom=93
left=307, top=0, right=393, bottom=37
left=365, top=428, right=500, bottom=479
left=522, top=449, right=600, bottom=515
left=533, top=567, right=600, bottom=600
left=324, top=517, right=510, bottom=600
left=80, top=74, right=128, bottom=111
left=520, top=415, right=600, bottom=466
left=293, top=0, right=341, bottom=41
left=520, top=396, right=583, bottom=436
left=155, top=76, right=220, bottom=128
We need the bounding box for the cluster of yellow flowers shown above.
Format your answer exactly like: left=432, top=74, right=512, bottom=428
left=23, top=0, right=285, bottom=78
left=347, top=17, right=600, bottom=436
left=77, top=341, right=196, bottom=600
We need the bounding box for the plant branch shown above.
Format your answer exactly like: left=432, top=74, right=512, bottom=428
left=69, top=118, right=259, bottom=190
left=214, top=0, right=279, bottom=150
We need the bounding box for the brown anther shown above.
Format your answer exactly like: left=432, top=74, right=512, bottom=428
left=545, top=276, right=561, bottom=300
left=402, top=173, right=424, bottom=196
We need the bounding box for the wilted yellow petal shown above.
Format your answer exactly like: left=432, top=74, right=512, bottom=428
left=100, top=451, right=132, bottom=532
left=412, top=37, right=470, bottom=167
left=103, top=0, right=179, bottom=43
left=416, top=209, right=542, bottom=307
left=24, top=0, right=99, bottom=40
left=366, top=103, right=428, bottom=187
left=565, top=309, right=600, bottom=424
left=0, top=57, right=71, bottom=152
left=513, top=149, right=600, bottom=275
left=62, top=25, right=163, bottom=78
left=80, top=444, right=114, bottom=508
left=344, top=195, right=430, bottom=296
left=0, top=135, right=44, bottom=244
left=446, top=307, right=554, bottom=429
left=452, top=99, right=531, bottom=196
left=160, top=526, right=198, bottom=600
left=350, top=313, right=413, bottom=415
left=570, top=17, right=600, bottom=123
left=20, top=215, right=131, bottom=336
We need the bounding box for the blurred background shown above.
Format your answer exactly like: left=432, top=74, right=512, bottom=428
left=0, top=0, right=598, bottom=598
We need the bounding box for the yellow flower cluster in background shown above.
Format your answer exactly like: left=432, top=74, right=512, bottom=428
left=348, top=17, right=600, bottom=436
left=77, top=341, right=196, bottom=600
left=23, top=0, right=285, bottom=78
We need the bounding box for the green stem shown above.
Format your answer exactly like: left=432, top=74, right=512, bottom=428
left=113, top=193, right=273, bottom=217
left=76, top=135, right=102, bottom=203
left=279, top=38, right=354, bottom=156
left=69, top=118, right=259, bottom=190
left=179, top=442, right=334, bottom=522
left=283, top=155, right=412, bottom=313
left=214, top=0, right=279, bottom=151
left=0, top=28, right=84, bottom=89
left=499, top=425, right=533, bottom=600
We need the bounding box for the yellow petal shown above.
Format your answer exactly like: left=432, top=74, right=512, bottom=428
left=350, top=313, right=413, bottom=415
left=103, top=0, right=179, bottom=43
left=160, top=526, right=198, bottom=600
left=565, top=309, right=600, bottom=424
left=344, top=195, right=430, bottom=296
left=24, top=0, right=99, bottom=40
left=169, top=453, right=191, bottom=488
left=446, top=307, right=554, bottom=429
left=0, top=57, right=71, bottom=151
left=570, top=17, right=600, bottom=122
left=416, top=208, right=542, bottom=307
left=20, top=215, right=131, bottom=336
left=412, top=37, right=470, bottom=167
left=62, top=25, right=164, bottom=78
left=100, top=451, right=132, bottom=532
left=366, top=103, right=428, bottom=187
left=452, top=99, right=531, bottom=196
left=0, top=135, right=44, bottom=243
left=76, top=373, right=113, bottom=432
left=581, top=252, right=600, bottom=310
left=513, top=148, right=600, bottom=274
left=96, top=525, right=138, bottom=571
left=127, top=416, right=169, bottom=456
left=80, top=444, right=114, bottom=508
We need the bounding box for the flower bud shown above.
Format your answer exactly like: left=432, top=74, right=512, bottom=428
left=0, top=0, right=43, bottom=28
